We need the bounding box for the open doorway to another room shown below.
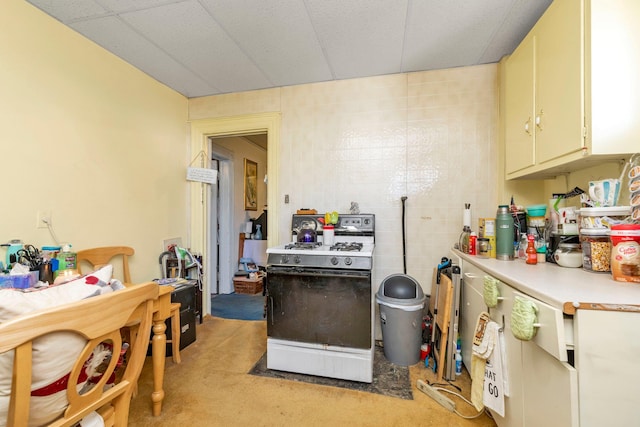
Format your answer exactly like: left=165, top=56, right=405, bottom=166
left=189, top=112, right=280, bottom=318
left=209, top=133, right=268, bottom=295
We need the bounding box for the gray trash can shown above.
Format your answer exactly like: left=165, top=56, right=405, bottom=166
left=376, top=274, right=426, bottom=366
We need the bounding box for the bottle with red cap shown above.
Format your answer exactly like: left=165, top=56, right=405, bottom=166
left=469, top=232, right=477, bottom=255
left=526, top=234, right=537, bottom=265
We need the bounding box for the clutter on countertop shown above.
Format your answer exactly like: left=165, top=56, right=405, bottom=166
left=460, top=150, right=639, bottom=284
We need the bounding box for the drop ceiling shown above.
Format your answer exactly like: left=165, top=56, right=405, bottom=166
left=26, top=0, right=552, bottom=99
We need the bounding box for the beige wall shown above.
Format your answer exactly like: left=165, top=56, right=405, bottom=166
left=1, top=0, right=189, bottom=282
left=190, top=65, right=500, bottom=292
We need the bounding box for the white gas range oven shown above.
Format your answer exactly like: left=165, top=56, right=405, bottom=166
left=265, top=213, right=375, bottom=383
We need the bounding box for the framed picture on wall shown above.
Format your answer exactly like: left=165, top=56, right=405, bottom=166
left=244, top=158, right=258, bottom=211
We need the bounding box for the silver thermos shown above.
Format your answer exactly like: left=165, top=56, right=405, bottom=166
left=496, top=205, right=514, bottom=260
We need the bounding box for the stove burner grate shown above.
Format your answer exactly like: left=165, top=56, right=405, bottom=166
left=285, top=242, right=323, bottom=250
left=330, top=242, right=363, bottom=252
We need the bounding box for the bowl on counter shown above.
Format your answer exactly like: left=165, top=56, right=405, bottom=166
left=526, top=204, right=547, bottom=217
left=554, top=243, right=583, bottom=268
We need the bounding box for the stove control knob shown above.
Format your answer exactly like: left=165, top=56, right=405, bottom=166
left=330, top=256, right=339, bottom=266
left=344, top=257, right=353, bottom=266
left=281, top=255, right=290, bottom=264
left=293, top=255, right=301, bottom=264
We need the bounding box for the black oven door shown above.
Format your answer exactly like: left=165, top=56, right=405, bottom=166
left=266, top=266, right=371, bottom=349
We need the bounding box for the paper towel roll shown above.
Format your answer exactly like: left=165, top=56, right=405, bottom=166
left=463, top=208, right=471, bottom=228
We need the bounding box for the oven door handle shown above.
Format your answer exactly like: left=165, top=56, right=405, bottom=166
left=269, top=269, right=370, bottom=280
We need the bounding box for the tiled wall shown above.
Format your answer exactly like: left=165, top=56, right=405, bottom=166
left=190, top=63, right=499, bottom=294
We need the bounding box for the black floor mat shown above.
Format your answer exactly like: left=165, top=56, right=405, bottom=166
left=249, top=345, right=413, bottom=400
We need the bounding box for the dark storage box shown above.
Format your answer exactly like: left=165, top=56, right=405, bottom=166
left=148, top=282, right=197, bottom=357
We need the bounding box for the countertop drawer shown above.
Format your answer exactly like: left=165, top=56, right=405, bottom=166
left=513, top=290, right=569, bottom=361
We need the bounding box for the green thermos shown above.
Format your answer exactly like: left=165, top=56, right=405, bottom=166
left=496, top=205, right=514, bottom=260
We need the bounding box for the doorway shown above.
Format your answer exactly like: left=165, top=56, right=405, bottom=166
left=209, top=134, right=267, bottom=295
left=189, top=113, right=280, bottom=317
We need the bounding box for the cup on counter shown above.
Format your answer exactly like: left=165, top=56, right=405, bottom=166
left=323, top=225, right=335, bottom=246
left=39, top=262, right=53, bottom=284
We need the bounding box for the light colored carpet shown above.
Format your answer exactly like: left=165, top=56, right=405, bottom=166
left=128, top=316, right=497, bottom=426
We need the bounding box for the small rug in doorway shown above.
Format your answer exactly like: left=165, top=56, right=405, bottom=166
left=249, top=345, right=413, bottom=400
left=211, top=293, right=265, bottom=321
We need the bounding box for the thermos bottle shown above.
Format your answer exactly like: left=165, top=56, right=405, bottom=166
left=496, top=205, right=514, bottom=260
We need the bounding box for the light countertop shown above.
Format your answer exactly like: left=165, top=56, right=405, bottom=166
left=452, top=249, right=640, bottom=313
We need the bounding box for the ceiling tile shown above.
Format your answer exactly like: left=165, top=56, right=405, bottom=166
left=118, top=0, right=272, bottom=93
left=477, top=0, right=553, bottom=64
left=70, top=15, right=217, bottom=97
left=200, top=0, right=332, bottom=87
left=306, top=0, right=409, bottom=79
left=96, top=0, right=178, bottom=13
left=28, top=0, right=107, bottom=21
left=403, top=0, right=516, bottom=71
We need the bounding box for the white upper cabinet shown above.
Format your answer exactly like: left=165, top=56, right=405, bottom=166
left=504, top=0, right=640, bottom=180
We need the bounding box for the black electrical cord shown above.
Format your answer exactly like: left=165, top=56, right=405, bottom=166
left=401, top=196, right=408, bottom=274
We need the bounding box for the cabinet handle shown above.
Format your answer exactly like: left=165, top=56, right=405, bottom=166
left=524, top=118, right=532, bottom=135
left=535, top=109, right=543, bottom=131
left=464, top=273, right=478, bottom=279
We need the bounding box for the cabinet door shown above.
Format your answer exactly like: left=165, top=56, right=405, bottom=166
left=522, top=342, right=579, bottom=427
left=488, top=282, right=524, bottom=427
left=534, top=0, right=584, bottom=164
left=460, top=264, right=485, bottom=369
left=504, top=35, right=535, bottom=175
left=575, top=310, right=640, bottom=426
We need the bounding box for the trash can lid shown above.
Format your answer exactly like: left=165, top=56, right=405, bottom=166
left=376, top=274, right=425, bottom=305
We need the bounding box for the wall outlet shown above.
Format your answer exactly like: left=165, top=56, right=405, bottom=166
left=37, top=210, right=51, bottom=229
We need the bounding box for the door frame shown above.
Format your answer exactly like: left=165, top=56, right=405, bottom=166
left=189, top=113, right=280, bottom=316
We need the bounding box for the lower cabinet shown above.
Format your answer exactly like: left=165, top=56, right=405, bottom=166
left=488, top=281, right=524, bottom=427
left=460, top=264, right=484, bottom=368
left=521, top=341, right=578, bottom=427
left=575, top=310, right=640, bottom=427
left=461, top=259, right=577, bottom=427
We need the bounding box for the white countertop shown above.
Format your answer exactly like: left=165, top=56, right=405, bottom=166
left=452, top=249, right=640, bottom=313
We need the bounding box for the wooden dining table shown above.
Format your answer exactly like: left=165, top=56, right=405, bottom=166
left=148, top=284, right=173, bottom=416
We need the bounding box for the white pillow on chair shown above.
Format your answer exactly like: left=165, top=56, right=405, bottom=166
left=0, top=265, right=114, bottom=427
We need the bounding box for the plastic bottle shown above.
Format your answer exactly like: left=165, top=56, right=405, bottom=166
left=56, top=244, right=77, bottom=276
left=253, top=224, right=263, bottom=240
left=459, top=225, right=471, bottom=253
left=455, top=338, right=462, bottom=376
left=469, top=232, right=477, bottom=255
left=496, top=205, right=515, bottom=260
left=518, top=233, right=528, bottom=259
left=526, top=234, right=537, bottom=265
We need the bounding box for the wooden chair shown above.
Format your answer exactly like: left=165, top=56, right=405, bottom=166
left=0, top=282, right=158, bottom=427
left=77, top=246, right=181, bottom=363
left=76, top=246, right=135, bottom=284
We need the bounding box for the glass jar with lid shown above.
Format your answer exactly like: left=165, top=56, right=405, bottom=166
left=553, top=243, right=583, bottom=268
left=579, top=228, right=611, bottom=272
